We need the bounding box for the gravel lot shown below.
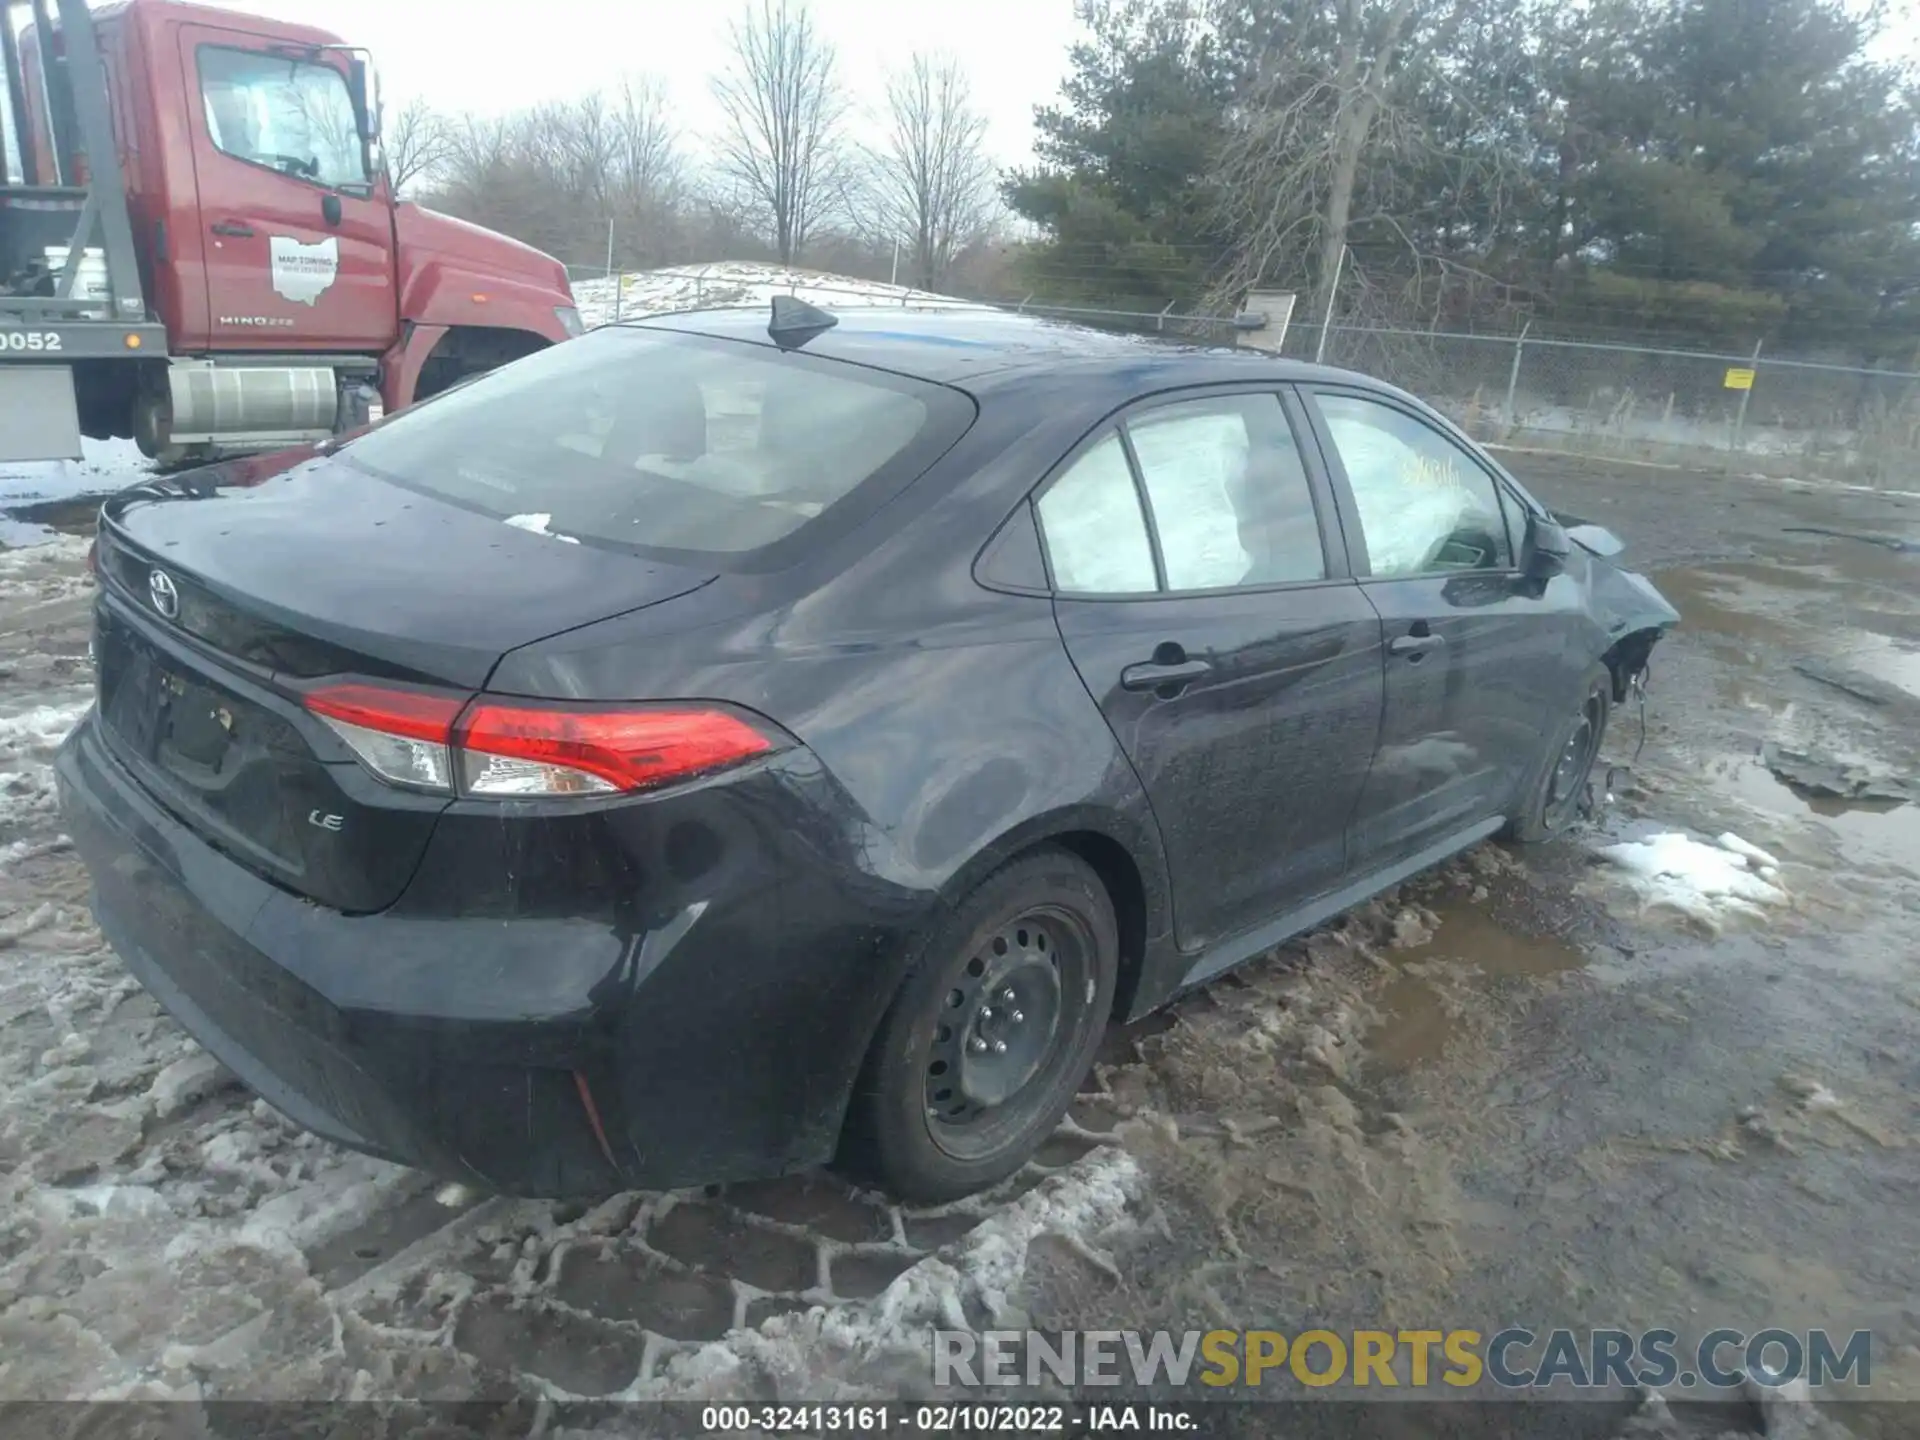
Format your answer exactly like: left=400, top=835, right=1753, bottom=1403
left=0, top=447, right=1913, bottom=1436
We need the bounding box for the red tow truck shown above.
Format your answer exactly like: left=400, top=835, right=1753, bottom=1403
left=0, top=0, right=581, bottom=466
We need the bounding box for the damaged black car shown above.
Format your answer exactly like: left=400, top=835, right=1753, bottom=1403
left=55, top=303, right=1679, bottom=1202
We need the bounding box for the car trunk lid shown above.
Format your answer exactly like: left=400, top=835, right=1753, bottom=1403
left=91, top=452, right=717, bottom=912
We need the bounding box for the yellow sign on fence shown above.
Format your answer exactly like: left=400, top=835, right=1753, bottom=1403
left=1724, top=367, right=1756, bottom=391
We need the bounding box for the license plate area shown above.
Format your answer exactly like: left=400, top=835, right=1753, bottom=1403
left=155, top=669, right=241, bottom=776
left=95, top=604, right=310, bottom=874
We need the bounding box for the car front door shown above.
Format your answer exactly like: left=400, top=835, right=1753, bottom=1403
left=177, top=27, right=397, bottom=352
left=1300, top=385, right=1565, bottom=867
left=1038, top=390, right=1385, bottom=956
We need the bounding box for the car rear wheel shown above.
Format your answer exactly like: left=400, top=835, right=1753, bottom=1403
left=842, top=848, right=1118, bottom=1203
left=1509, top=663, right=1612, bottom=842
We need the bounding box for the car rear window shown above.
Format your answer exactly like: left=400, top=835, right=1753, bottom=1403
left=339, top=327, right=971, bottom=565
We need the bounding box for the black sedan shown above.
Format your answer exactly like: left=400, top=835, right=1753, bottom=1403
left=56, top=302, right=1678, bottom=1202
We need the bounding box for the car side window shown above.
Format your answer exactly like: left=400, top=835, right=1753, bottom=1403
left=1311, top=392, right=1515, bottom=578
left=1124, top=394, right=1326, bottom=590
left=1034, top=434, right=1158, bottom=594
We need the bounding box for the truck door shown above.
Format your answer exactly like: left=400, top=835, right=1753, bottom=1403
left=175, top=25, right=396, bottom=351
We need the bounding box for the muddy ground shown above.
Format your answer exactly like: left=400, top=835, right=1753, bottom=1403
left=0, top=452, right=1913, bottom=1436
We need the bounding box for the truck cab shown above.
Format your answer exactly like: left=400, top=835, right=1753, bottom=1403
left=1, top=0, right=580, bottom=465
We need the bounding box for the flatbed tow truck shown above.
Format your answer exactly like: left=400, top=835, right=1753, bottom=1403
left=1, top=0, right=581, bottom=466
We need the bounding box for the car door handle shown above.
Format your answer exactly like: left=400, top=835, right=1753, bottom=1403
left=210, top=220, right=255, bottom=238
left=1121, top=658, right=1212, bottom=691
left=1389, top=633, right=1447, bottom=658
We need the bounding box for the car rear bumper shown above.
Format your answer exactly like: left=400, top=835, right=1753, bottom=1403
left=56, top=710, right=928, bottom=1196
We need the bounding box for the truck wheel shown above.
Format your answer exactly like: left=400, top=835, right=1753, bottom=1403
left=131, top=387, right=211, bottom=471
left=840, top=848, right=1117, bottom=1203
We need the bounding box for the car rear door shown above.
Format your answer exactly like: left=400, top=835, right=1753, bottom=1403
left=1039, top=389, right=1385, bottom=956
left=176, top=25, right=397, bottom=351
left=1298, top=384, right=1564, bottom=867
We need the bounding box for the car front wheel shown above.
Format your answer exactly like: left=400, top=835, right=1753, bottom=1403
left=843, top=848, right=1118, bottom=1203
left=1509, top=662, right=1613, bottom=842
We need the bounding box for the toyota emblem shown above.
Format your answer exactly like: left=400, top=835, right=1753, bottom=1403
left=148, top=567, right=180, bottom=620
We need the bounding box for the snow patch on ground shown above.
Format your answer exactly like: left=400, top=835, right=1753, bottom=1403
left=0, top=698, right=91, bottom=832
left=0, top=438, right=150, bottom=510
left=1595, top=828, right=1790, bottom=928
left=639, top=1151, right=1144, bottom=1402
left=0, top=700, right=91, bottom=754
left=573, top=262, right=977, bottom=328
left=0, top=535, right=92, bottom=608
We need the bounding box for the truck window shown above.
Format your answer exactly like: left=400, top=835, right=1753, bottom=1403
left=198, top=47, right=366, bottom=189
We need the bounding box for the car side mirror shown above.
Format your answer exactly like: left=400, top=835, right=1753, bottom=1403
left=1524, top=516, right=1571, bottom=582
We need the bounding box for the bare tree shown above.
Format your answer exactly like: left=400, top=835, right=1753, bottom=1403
left=610, top=78, right=683, bottom=214
left=420, top=82, right=689, bottom=270
left=383, top=96, right=451, bottom=194
left=711, top=0, right=848, bottom=263
left=1208, top=0, right=1506, bottom=319
left=865, top=54, right=997, bottom=289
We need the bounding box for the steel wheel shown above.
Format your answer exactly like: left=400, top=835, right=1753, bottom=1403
left=1543, top=690, right=1606, bottom=828
left=841, top=848, right=1118, bottom=1202
left=924, top=904, right=1094, bottom=1162
left=1507, top=664, right=1614, bottom=844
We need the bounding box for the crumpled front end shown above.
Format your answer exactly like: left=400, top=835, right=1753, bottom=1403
left=1556, top=515, right=1681, bottom=691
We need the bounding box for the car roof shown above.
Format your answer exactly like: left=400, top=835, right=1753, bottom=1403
left=618, top=305, right=1367, bottom=394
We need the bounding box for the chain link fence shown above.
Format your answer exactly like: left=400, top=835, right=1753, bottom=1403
left=1289, top=324, right=1920, bottom=487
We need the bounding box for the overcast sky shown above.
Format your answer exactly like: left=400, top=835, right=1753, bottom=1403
left=206, top=0, right=1091, bottom=171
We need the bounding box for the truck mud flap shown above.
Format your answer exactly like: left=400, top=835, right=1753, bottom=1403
left=0, top=365, right=81, bottom=462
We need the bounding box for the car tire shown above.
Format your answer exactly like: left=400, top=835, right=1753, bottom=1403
left=1508, top=662, right=1613, bottom=843
left=841, top=848, right=1118, bottom=1203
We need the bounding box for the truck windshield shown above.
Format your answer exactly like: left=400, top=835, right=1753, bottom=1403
left=338, top=328, right=973, bottom=566
left=199, top=47, right=367, bottom=189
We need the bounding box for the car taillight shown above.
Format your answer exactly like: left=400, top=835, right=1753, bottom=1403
left=306, top=683, right=466, bottom=791
left=455, top=701, right=775, bottom=795
left=303, top=682, right=781, bottom=798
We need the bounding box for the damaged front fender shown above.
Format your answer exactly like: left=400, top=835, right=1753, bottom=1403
left=1592, top=560, right=1680, bottom=641
left=1551, top=512, right=1680, bottom=695
left=1554, top=512, right=1680, bottom=635
left=1589, top=561, right=1679, bottom=703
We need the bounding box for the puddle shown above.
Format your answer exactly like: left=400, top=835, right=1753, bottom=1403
left=1699, top=558, right=1834, bottom=592
left=1849, top=606, right=1920, bottom=644
left=1830, top=630, right=1920, bottom=701
left=1774, top=531, right=1920, bottom=592
left=1652, top=566, right=1801, bottom=645
left=1654, top=553, right=1920, bottom=665
left=1714, top=671, right=1801, bottom=719
left=1701, top=754, right=1920, bottom=868
left=0, top=496, right=106, bottom=538
left=1369, top=903, right=1585, bottom=1069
